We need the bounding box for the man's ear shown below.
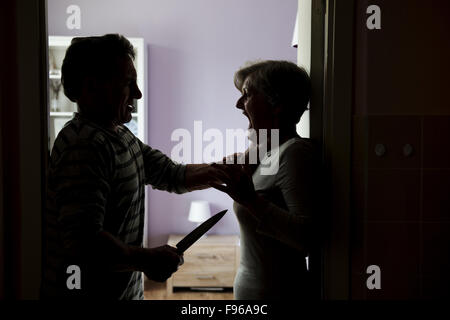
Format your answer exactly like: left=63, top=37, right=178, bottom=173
left=83, top=75, right=99, bottom=91
left=82, top=76, right=111, bottom=99
left=78, top=76, right=102, bottom=106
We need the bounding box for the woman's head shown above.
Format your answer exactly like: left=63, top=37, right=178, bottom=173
left=234, top=60, right=311, bottom=131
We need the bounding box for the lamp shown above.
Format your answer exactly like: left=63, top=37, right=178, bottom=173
left=188, top=200, right=211, bottom=229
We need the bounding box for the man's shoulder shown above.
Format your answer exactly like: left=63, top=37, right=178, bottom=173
left=51, top=118, right=115, bottom=161
left=59, top=117, right=112, bottom=145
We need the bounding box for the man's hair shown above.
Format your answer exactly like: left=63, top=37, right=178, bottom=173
left=234, top=60, right=311, bottom=125
left=61, top=34, right=135, bottom=102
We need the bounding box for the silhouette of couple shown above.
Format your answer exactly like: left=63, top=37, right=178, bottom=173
left=41, top=34, right=318, bottom=300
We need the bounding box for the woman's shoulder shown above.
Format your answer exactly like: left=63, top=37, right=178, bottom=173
left=272, top=137, right=319, bottom=183
left=279, top=136, right=316, bottom=161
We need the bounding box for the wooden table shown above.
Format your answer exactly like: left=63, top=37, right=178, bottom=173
left=166, top=234, right=240, bottom=294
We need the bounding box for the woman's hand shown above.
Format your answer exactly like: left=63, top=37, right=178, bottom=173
left=209, top=158, right=257, bottom=207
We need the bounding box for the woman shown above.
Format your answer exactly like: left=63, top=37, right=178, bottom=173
left=210, top=60, right=318, bottom=300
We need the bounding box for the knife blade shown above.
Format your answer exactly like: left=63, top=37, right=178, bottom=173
left=176, top=209, right=227, bottom=254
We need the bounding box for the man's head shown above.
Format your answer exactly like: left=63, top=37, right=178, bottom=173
left=61, top=34, right=142, bottom=128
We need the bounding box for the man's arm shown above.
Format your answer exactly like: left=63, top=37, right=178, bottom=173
left=53, top=140, right=181, bottom=282
left=91, top=231, right=182, bottom=282
left=184, top=149, right=258, bottom=191
left=184, top=164, right=217, bottom=191
left=137, top=139, right=217, bottom=192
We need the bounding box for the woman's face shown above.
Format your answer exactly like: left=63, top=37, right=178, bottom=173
left=236, top=76, right=274, bottom=132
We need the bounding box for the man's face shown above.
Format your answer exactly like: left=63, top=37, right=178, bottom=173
left=104, top=56, right=142, bottom=126
left=78, top=55, right=142, bottom=129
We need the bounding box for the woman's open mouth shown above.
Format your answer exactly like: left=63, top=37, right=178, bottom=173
left=126, top=104, right=135, bottom=113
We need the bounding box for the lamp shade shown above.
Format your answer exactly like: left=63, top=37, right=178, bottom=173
left=188, top=201, right=211, bottom=223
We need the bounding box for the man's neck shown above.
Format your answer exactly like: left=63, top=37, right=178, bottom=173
left=78, top=110, right=118, bottom=133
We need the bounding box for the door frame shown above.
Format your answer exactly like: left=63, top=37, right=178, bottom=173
left=2, top=0, right=356, bottom=300
left=316, top=0, right=355, bottom=299
left=0, top=0, right=49, bottom=298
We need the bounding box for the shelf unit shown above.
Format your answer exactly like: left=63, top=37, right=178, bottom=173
left=48, top=35, right=147, bottom=150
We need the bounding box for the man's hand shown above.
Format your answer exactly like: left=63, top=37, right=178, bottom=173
left=89, top=232, right=184, bottom=280
left=184, top=164, right=222, bottom=191
left=139, top=245, right=184, bottom=282
left=209, top=161, right=258, bottom=207
left=184, top=146, right=260, bottom=192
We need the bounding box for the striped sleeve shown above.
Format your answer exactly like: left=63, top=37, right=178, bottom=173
left=51, top=139, right=113, bottom=257
left=137, top=139, right=188, bottom=194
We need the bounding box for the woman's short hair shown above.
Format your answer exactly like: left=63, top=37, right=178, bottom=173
left=234, top=60, right=311, bottom=125
left=61, top=34, right=135, bottom=102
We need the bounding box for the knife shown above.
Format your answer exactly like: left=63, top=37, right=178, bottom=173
left=176, top=209, right=227, bottom=254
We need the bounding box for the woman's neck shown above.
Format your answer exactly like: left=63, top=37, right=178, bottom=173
left=278, top=127, right=299, bottom=145
left=258, top=127, right=298, bottom=151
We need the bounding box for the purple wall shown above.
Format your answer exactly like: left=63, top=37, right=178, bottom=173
left=48, top=0, right=298, bottom=246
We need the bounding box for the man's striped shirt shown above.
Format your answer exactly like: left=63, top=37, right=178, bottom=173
left=41, top=113, right=187, bottom=299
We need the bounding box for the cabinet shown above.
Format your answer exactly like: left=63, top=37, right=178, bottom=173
left=47, top=36, right=147, bottom=151
left=166, top=235, right=240, bottom=294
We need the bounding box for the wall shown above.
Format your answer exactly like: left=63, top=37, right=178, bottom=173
left=351, top=0, right=450, bottom=299
left=47, top=0, right=298, bottom=246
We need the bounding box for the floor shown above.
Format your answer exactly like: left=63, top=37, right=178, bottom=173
left=144, top=279, right=234, bottom=300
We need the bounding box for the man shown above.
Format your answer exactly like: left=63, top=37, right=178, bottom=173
left=41, top=34, right=215, bottom=299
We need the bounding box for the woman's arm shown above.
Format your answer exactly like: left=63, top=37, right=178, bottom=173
left=210, top=143, right=316, bottom=252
